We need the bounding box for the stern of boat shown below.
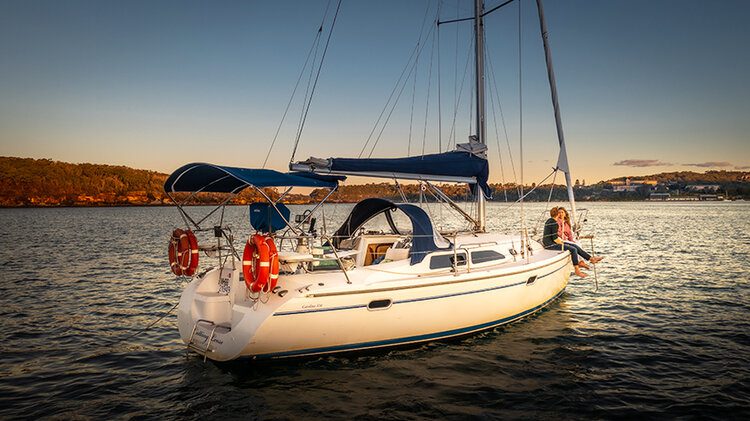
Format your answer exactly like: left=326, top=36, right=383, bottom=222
left=177, top=266, right=279, bottom=361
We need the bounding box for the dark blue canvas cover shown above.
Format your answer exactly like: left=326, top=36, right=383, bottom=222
left=249, top=202, right=290, bottom=233
left=397, top=204, right=451, bottom=265
left=329, top=151, right=491, bottom=198
left=330, top=198, right=450, bottom=265
left=330, top=198, right=399, bottom=247
left=164, top=163, right=342, bottom=193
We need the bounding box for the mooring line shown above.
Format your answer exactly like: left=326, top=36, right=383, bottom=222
left=102, top=302, right=180, bottom=347
left=71, top=301, right=180, bottom=363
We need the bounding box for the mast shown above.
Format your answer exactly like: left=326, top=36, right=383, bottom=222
left=474, top=0, right=487, bottom=232
left=536, top=0, right=577, bottom=229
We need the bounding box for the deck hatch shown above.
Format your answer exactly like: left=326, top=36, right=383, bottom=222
left=430, top=253, right=467, bottom=270
left=471, top=250, right=506, bottom=264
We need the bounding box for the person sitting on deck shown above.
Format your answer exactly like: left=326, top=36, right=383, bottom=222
left=556, top=207, right=603, bottom=265
left=542, top=207, right=588, bottom=278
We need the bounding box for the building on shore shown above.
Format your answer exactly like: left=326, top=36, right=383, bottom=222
left=699, top=194, right=724, bottom=201
left=648, top=192, right=670, bottom=201
left=685, top=184, right=720, bottom=192
left=612, top=178, right=658, bottom=192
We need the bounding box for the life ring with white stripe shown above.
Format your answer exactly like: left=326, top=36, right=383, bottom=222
left=267, top=237, right=279, bottom=291
left=168, top=228, right=199, bottom=276
left=183, top=230, right=199, bottom=276
left=242, top=234, right=279, bottom=292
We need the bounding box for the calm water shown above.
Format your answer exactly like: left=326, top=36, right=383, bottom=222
left=0, top=202, right=748, bottom=419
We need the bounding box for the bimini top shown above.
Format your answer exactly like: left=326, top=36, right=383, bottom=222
left=291, top=146, right=491, bottom=198
left=331, top=198, right=450, bottom=265
left=331, top=198, right=400, bottom=248
left=164, top=162, right=344, bottom=193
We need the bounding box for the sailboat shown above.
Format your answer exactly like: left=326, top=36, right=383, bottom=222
left=165, top=0, right=585, bottom=361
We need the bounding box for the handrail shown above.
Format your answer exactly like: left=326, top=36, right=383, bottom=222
left=321, top=235, right=352, bottom=284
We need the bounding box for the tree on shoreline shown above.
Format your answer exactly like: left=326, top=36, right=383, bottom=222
left=1, top=157, right=748, bottom=207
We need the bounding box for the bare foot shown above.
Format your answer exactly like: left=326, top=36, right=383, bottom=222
left=590, top=256, right=604, bottom=264
left=574, top=267, right=588, bottom=278
left=578, top=261, right=591, bottom=270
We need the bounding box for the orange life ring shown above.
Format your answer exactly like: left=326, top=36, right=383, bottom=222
left=168, top=228, right=199, bottom=276
left=168, top=238, right=182, bottom=276
left=266, top=236, right=279, bottom=291
left=183, top=230, right=200, bottom=276
left=242, top=234, right=279, bottom=292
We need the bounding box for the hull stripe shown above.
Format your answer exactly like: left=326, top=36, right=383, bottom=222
left=393, top=280, right=526, bottom=305
left=273, top=262, right=568, bottom=316
left=256, top=288, right=566, bottom=359
left=274, top=303, right=366, bottom=316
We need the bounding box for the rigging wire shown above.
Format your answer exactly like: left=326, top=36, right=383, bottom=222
left=447, top=36, right=474, bottom=150
left=294, top=35, right=323, bottom=154
left=368, top=7, right=438, bottom=158
left=518, top=0, right=525, bottom=233
left=486, top=53, right=508, bottom=202
left=368, top=25, right=435, bottom=158
left=486, top=48, right=520, bottom=197
left=359, top=3, right=434, bottom=158
left=394, top=178, right=409, bottom=202
left=435, top=1, right=443, bottom=153
left=453, top=0, right=460, bottom=152
left=533, top=168, right=558, bottom=235
left=407, top=39, right=420, bottom=157
left=456, top=1, right=463, bottom=151
left=262, top=24, right=324, bottom=168
left=359, top=41, right=421, bottom=158
left=420, top=17, right=438, bottom=157
left=546, top=170, right=558, bottom=204
left=289, top=0, right=343, bottom=164
left=436, top=0, right=443, bottom=153
left=496, top=168, right=557, bottom=212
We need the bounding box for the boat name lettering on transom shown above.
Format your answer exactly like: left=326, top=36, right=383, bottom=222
left=302, top=304, right=323, bottom=309
left=194, top=330, right=224, bottom=345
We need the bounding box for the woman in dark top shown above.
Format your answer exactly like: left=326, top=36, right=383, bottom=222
left=542, top=206, right=590, bottom=278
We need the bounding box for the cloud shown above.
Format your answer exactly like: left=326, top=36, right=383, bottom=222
left=613, top=159, right=672, bottom=167
left=684, top=161, right=732, bottom=168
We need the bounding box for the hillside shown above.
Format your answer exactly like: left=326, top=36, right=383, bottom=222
left=1, top=157, right=748, bottom=207
left=0, top=157, right=166, bottom=206
left=0, top=157, right=300, bottom=206
left=605, top=170, right=749, bottom=184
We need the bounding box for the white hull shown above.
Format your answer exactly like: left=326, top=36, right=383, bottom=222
left=169, top=0, right=583, bottom=363
left=178, top=233, right=572, bottom=361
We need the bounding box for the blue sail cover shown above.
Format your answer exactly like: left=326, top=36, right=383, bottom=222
left=329, top=151, right=491, bottom=198
left=164, top=163, right=342, bottom=193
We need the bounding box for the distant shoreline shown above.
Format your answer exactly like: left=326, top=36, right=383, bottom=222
left=1, top=199, right=744, bottom=209
left=2, top=157, right=748, bottom=207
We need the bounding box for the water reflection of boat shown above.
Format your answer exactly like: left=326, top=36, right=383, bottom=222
left=165, top=0, right=581, bottom=361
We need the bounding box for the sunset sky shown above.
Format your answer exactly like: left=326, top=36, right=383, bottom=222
left=1, top=0, right=748, bottom=184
